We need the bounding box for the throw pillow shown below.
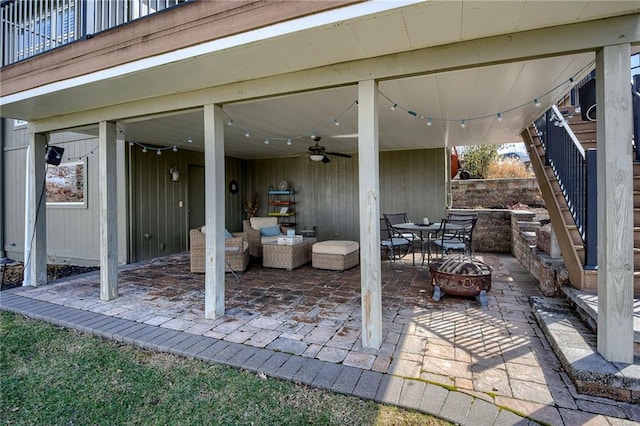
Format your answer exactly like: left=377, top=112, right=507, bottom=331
left=260, top=225, right=282, bottom=237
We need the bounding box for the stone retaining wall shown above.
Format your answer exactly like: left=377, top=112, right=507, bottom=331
left=452, top=178, right=543, bottom=208
left=447, top=207, right=569, bottom=297
left=447, top=209, right=511, bottom=253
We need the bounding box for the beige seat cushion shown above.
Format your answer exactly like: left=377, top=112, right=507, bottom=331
left=312, top=240, right=359, bottom=255
left=250, top=216, right=278, bottom=230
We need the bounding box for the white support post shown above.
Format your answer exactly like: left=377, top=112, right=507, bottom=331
left=25, top=132, right=47, bottom=286
left=99, top=121, right=119, bottom=301
left=596, top=44, right=634, bottom=364
left=358, top=79, right=382, bottom=349
left=203, top=103, right=226, bottom=319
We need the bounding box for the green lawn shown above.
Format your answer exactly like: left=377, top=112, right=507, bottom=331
left=1, top=312, right=450, bottom=425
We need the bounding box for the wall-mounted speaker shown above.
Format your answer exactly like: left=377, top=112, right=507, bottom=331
left=45, top=146, right=65, bottom=166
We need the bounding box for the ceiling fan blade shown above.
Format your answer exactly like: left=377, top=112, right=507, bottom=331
left=325, top=152, right=352, bottom=158
left=322, top=155, right=331, bottom=163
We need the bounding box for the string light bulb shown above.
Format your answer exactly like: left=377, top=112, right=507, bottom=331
left=227, top=119, right=234, bottom=126
left=142, top=147, right=147, bottom=153
left=187, top=136, right=193, bottom=143
left=333, top=119, right=340, bottom=126
left=264, top=138, right=269, bottom=145
left=534, top=99, right=541, bottom=107
left=426, top=118, right=433, bottom=127
left=157, top=149, right=161, bottom=156
left=390, top=103, right=397, bottom=111
left=173, top=146, right=178, bottom=152
left=496, top=113, right=503, bottom=123
left=244, top=131, right=250, bottom=138
left=287, top=138, right=292, bottom=146
left=460, top=119, right=466, bottom=128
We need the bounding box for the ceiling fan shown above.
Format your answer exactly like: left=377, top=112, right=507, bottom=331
left=307, top=136, right=352, bottom=163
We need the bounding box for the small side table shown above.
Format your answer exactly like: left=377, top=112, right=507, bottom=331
left=263, top=237, right=317, bottom=271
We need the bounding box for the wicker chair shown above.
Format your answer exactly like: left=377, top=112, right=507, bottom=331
left=189, top=227, right=249, bottom=273
left=242, top=217, right=284, bottom=257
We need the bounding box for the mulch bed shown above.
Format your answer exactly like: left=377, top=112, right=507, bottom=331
left=1, top=263, right=99, bottom=291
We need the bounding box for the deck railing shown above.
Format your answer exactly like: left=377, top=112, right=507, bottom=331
left=533, top=105, right=598, bottom=269
left=1, top=0, right=189, bottom=67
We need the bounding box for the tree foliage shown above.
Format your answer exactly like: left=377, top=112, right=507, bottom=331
left=460, top=145, right=500, bottom=179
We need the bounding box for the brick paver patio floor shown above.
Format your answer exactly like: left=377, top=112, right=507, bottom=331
left=4, top=252, right=639, bottom=425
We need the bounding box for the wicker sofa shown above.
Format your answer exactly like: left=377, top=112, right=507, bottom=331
left=242, top=217, right=285, bottom=257
left=189, top=226, right=250, bottom=273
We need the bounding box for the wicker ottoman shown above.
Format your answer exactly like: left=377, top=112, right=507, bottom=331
left=263, top=237, right=317, bottom=271
left=312, top=240, right=359, bottom=271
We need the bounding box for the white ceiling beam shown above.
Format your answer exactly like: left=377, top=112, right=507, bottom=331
left=30, top=14, right=640, bottom=133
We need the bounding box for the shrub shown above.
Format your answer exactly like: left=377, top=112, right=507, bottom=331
left=487, top=158, right=534, bottom=179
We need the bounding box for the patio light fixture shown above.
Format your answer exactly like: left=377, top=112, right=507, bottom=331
left=170, top=165, right=180, bottom=182
left=310, top=154, right=324, bottom=162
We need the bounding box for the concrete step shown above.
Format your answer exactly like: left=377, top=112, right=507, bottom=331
left=530, top=294, right=640, bottom=403
left=561, top=287, right=640, bottom=344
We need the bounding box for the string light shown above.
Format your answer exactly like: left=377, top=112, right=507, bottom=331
left=376, top=60, right=593, bottom=129
left=66, top=144, right=100, bottom=161
left=219, top=62, right=592, bottom=150
left=118, top=126, right=196, bottom=158
left=222, top=100, right=357, bottom=149
left=69, top=64, right=594, bottom=163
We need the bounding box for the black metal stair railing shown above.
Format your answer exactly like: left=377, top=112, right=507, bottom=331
left=533, top=105, right=598, bottom=270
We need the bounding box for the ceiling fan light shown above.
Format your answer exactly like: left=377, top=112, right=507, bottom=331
left=310, top=154, right=324, bottom=162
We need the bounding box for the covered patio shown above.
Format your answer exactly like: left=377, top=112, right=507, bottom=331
left=4, top=252, right=639, bottom=424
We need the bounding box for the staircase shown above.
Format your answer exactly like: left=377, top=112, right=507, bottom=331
left=521, top=113, right=640, bottom=295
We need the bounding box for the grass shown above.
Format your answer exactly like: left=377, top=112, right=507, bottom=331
left=1, top=312, right=450, bottom=426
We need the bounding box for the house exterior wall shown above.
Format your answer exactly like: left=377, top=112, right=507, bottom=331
left=0, top=0, right=359, bottom=98
left=128, top=147, right=246, bottom=262
left=3, top=128, right=446, bottom=264
left=245, top=148, right=447, bottom=242
left=3, top=123, right=128, bottom=265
